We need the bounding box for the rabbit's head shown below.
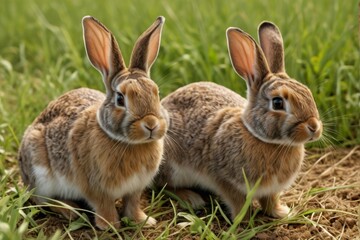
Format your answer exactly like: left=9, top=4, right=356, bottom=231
left=227, top=22, right=322, bottom=145
left=82, top=16, right=168, bottom=144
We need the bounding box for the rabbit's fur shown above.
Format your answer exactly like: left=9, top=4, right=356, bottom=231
left=18, top=16, right=168, bottom=229
left=155, top=22, right=322, bottom=220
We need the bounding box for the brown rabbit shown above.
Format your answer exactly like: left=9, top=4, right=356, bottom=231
left=18, top=16, right=168, bottom=229
left=155, top=22, right=322, bottom=220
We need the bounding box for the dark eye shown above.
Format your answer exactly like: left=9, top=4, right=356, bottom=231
left=116, top=92, right=125, bottom=107
left=272, top=97, right=284, bottom=110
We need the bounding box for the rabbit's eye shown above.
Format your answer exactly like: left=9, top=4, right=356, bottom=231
left=116, top=92, right=125, bottom=107
left=272, top=97, right=284, bottom=110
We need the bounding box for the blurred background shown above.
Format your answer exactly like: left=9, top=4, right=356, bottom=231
left=0, top=0, right=359, bottom=154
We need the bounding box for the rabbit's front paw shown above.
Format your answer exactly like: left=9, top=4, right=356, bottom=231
left=143, top=216, right=157, bottom=226
left=271, top=204, right=290, bottom=218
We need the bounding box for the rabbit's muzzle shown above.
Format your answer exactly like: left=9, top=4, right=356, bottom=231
left=138, top=115, right=167, bottom=141
left=306, top=117, right=322, bottom=142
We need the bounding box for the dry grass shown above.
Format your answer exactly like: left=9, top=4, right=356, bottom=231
left=3, top=147, right=357, bottom=239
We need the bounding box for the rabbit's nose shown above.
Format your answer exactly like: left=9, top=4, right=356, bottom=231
left=307, top=125, right=317, bottom=133
left=307, top=117, right=322, bottom=139
left=144, top=124, right=159, bottom=132
left=141, top=115, right=159, bottom=134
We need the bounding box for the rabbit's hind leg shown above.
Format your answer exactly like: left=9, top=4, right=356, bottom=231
left=32, top=196, right=80, bottom=221
left=169, top=188, right=206, bottom=209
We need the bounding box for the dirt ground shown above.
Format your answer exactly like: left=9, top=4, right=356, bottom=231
left=253, top=147, right=360, bottom=240
left=22, top=147, right=360, bottom=239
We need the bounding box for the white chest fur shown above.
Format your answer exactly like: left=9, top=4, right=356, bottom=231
left=110, top=167, right=157, bottom=199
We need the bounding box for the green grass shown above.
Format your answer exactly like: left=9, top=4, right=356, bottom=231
left=0, top=0, right=359, bottom=145
left=0, top=0, right=359, bottom=239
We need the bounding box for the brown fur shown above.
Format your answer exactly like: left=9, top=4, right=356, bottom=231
left=155, top=22, right=322, bottom=220
left=18, top=16, right=167, bottom=230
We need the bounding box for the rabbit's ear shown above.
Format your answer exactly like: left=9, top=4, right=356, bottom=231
left=82, top=16, right=126, bottom=91
left=129, top=16, right=165, bottom=75
left=227, top=27, right=270, bottom=91
left=258, top=22, right=285, bottom=74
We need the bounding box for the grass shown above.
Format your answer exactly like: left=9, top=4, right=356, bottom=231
left=0, top=0, right=359, bottom=239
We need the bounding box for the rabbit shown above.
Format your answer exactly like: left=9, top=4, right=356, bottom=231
left=18, top=15, right=168, bottom=230
left=155, top=21, right=322, bottom=220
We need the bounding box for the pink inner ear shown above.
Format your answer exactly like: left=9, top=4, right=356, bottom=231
left=228, top=31, right=256, bottom=80
left=84, top=19, right=111, bottom=76
left=146, top=30, right=161, bottom=70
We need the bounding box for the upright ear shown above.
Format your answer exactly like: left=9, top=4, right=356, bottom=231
left=82, top=16, right=126, bottom=91
left=226, top=27, right=271, bottom=91
left=129, top=16, right=165, bottom=75
left=258, top=21, right=285, bottom=73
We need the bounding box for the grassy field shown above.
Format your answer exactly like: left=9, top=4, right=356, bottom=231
left=0, top=0, right=359, bottom=239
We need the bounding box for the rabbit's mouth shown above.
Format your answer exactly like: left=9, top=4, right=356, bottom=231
left=143, top=123, right=159, bottom=140
left=307, top=131, right=322, bottom=143
left=144, top=127, right=166, bottom=142
left=305, top=118, right=323, bottom=142
left=289, top=119, right=322, bottom=144
left=140, top=115, right=167, bottom=141
left=145, top=132, right=156, bottom=141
